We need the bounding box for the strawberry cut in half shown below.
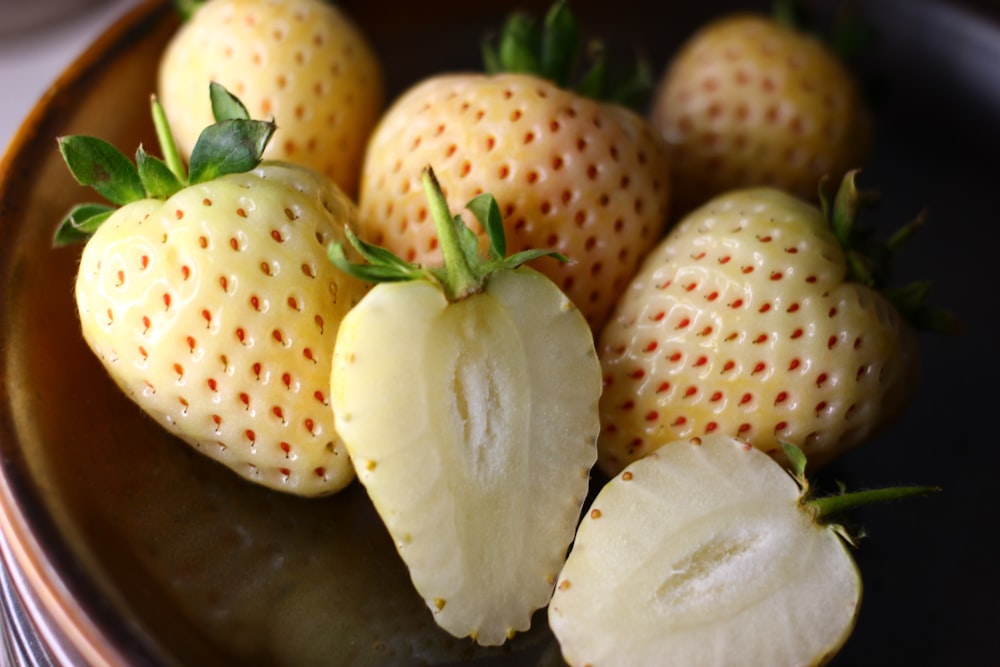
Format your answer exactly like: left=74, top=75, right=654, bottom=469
left=329, top=167, right=601, bottom=646
left=548, top=434, right=937, bottom=666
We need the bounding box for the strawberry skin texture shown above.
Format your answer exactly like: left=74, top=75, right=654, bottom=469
left=357, top=73, right=672, bottom=332
left=74, top=163, right=367, bottom=496
left=597, top=187, right=919, bottom=476
left=158, top=0, right=384, bottom=198
left=650, top=14, right=871, bottom=216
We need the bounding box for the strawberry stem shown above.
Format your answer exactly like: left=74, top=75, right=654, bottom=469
left=422, top=168, right=482, bottom=301
left=806, top=485, right=940, bottom=524
left=151, top=95, right=187, bottom=185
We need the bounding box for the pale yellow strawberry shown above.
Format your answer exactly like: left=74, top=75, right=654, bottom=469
left=650, top=13, right=871, bottom=216
left=357, top=2, right=671, bottom=333
left=59, top=89, right=368, bottom=496
left=596, top=177, right=925, bottom=476
left=158, top=0, right=384, bottom=198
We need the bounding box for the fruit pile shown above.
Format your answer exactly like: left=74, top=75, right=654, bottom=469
left=54, top=0, right=953, bottom=664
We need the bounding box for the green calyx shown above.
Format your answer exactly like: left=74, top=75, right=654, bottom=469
left=818, top=170, right=963, bottom=335
left=781, top=442, right=940, bottom=547
left=328, top=166, right=565, bottom=302
left=481, top=0, right=651, bottom=110
left=54, top=82, right=275, bottom=247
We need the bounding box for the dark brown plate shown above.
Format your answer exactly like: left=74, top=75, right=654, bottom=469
left=1, top=0, right=997, bottom=664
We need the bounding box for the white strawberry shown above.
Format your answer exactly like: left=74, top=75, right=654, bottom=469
left=597, top=172, right=958, bottom=475
left=329, top=167, right=601, bottom=645
left=158, top=0, right=384, bottom=198
left=57, top=84, right=367, bottom=496
left=356, top=1, right=671, bottom=332
left=548, top=434, right=937, bottom=667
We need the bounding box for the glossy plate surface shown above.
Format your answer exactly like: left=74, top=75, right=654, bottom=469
left=0, top=0, right=997, bottom=664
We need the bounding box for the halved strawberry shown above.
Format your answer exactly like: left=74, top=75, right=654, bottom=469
left=329, top=168, right=601, bottom=645
left=548, top=434, right=937, bottom=666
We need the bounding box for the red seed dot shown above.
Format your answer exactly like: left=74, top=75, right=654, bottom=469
left=775, top=391, right=788, bottom=404
left=789, top=359, right=801, bottom=370
left=645, top=411, right=658, bottom=421
left=710, top=391, right=722, bottom=402
left=684, top=386, right=697, bottom=398
left=645, top=341, right=658, bottom=352
left=752, top=362, right=765, bottom=374
left=694, top=356, right=707, bottom=367
left=656, top=381, right=671, bottom=393
left=631, top=369, right=645, bottom=380
left=816, top=373, right=828, bottom=386
left=705, top=422, right=718, bottom=433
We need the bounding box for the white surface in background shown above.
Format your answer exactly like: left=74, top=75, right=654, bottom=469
left=0, top=0, right=144, bottom=156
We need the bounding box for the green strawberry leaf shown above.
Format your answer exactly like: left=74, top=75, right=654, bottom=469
left=495, top=13, right=542, bottom=75
left=188, top=118, right=275, bottom=184
left=466, top=193, right=506, bottom=260
left=540, top=0, right=578, bottom=88
left=136, top=145, right=184, bottom=199
left=209, top=81, right=251, bottom=122
left=576, top=42, right=608, bottom=100
left=328, top=239, right=428, bottom=283
left=53, top=202, right=115, bottom=246
left=58, top=135, right=145, bottom=206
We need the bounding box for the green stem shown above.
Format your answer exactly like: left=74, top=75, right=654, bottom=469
left=421, top=168, right=481, bottom=301
left=807, top=485, right=940, bottom=524
left=151, top=95, right=187, bottom=185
